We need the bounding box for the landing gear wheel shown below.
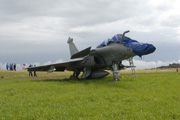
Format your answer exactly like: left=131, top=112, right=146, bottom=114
left=70, top=75, right=74, bottom=80
left=70, top=69, right=80, bottom=80
left=111, top=62, right=120, bottom=81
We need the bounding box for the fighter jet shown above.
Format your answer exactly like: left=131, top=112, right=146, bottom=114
left=27, top=31, right=156, bottom=81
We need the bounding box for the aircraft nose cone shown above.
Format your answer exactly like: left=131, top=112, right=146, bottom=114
left=144, top=44, right=156, bottom=55
left=132, top=43, right=156, bottom=56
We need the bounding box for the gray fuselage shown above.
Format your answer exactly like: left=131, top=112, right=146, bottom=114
left=66, top=43, right=135, bottom=71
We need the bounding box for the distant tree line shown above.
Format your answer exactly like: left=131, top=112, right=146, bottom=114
left=157, top=63, right=180, bottom=69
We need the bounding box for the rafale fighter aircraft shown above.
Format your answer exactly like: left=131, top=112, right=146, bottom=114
left=27, top=31, right=156, bottom=81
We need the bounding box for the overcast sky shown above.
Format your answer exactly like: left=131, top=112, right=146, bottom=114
left=0, top=0, right=180, bottom=70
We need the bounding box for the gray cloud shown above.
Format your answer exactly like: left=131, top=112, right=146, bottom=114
left=0, top=0, right=180, bottom=68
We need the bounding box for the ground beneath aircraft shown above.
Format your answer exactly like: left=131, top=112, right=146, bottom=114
left=0, top=76, right=67, bottom=81
left=0, top=69, right=180, bottom=119
left=0, top=69, right=174, bottom=80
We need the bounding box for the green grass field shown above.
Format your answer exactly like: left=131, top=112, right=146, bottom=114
left=0, top=69, right=180, bottom=120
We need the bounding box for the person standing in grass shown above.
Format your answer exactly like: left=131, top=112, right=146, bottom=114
left=6, top=63, right=9, bottom=70
left=14, top=63, right=16, bottom=71
left=11, top=63, right=14, bottom=71
left=34, top=64, right=37, bottom=77
left=10, top=64, right=12, bottom=71
left=29, top=65, right=33, bottom=77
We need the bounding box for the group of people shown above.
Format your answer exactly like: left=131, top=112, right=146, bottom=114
left=28, top=64, right=37, bottom=77
left=6, top=63, right=16, bottom=71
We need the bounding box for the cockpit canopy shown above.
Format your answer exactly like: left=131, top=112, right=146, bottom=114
left=97, top=34, right=156, bottom=56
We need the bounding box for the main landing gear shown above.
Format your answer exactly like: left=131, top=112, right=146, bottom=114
left=70, top=69, right=80, bottom=80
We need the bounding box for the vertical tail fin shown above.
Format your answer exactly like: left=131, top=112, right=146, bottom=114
left=67, top=37, right=79, bottom=56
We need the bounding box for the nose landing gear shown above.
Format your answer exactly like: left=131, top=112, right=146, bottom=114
left=111, top=63, right=120, bottom=81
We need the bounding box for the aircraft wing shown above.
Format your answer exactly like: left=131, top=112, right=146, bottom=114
left=26, top=58, right=84, bottom=72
